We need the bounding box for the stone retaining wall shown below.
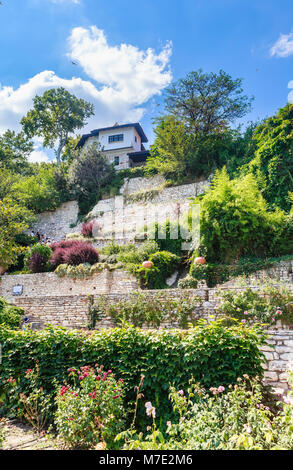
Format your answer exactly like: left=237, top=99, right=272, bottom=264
left=32, top=201, right=81, bottom=241
left=0, top=270, right=139, bottom=302
left=12, top=288, right=208, bottom=330
left=262, top=330, right=293, bottom=394
left=14, top=295, right=90, bottom=330
left=32, top=176, right=209, bottom=243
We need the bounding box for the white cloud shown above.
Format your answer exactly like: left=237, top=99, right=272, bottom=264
left=68, top=26, right=172, bottom=105
left=0, top=26, right=172, bottom=142
left=28, top=149, right=50, bottom=163
left=270, top=32, right=293, bottom=58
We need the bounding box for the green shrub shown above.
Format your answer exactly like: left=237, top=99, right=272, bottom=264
left=24, top=244, right=52, bottom=273
left=0, top=321, right=266, bottom=427
left=145, top=251, right=180, bottom=289
left=249, top=104, right=293, bottom=211
left=218, top=285, right=293, bottom=326
left=123, top=375, right=293, bottom=450
left=68, top=143, right=115, bottom=216
left=178, top=275, right=198, bottom=289
left=55, top=365, right=125, bottom=449
left=93, top=291, right=201, bottom=329
left=115, top=241, right=159, bottom=265
left=12, top=165, right=64, bottom=213
left=152, top=220, right=185, bottom=255
left=119, top=167, right=147, bottom=179
left=0, top=297, right=24, bottom=329
left=192, top=168, right=293, bottom=263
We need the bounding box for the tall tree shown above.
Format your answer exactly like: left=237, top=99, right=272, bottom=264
left=146, top=116, right=241, bottom=182
left=164, top=69, right=253, bottom=134
left=21, top=88, right=94, bottom=165
left=0, top=130, right=33, bottom=173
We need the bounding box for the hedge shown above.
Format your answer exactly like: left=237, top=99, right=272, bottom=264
left=0, top=321, right=266, bottom=426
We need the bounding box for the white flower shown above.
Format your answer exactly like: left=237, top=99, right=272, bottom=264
left=145, top=401, right=156, bottom=418
left=244, top=423, right=252, bottom=434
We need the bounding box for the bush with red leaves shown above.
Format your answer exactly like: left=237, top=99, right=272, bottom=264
left=29, top=252, right=48, bottom=273
left=50, top=240, right=99, bottom=268
left=81, top=221, right=94, bottom=238
left=63, top=243, right=99, bottom=266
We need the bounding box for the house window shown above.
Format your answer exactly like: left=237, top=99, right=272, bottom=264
left=109, top=134, right=124, bottom=143
left=114, top=156, right=120, bottom=166
left=134, top=136, right=137, bottom=142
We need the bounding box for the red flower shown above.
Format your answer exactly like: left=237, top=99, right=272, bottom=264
left=60, top=385, right=70, bottom=396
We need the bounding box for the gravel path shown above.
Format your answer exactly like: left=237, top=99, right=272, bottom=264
left=2, top=420, right=57, bottom=451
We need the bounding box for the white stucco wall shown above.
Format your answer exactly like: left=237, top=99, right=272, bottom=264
left=99, top=127, right=141, bottom=151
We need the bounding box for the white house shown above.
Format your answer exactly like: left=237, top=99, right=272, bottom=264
left=76, top=123, right=150, bottom=170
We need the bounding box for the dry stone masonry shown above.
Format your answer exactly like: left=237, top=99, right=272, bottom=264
left=32, top=176, right=209, bottom=244
left=32, top=200, right=81, bottom=241
left=0, top=270, right=139, bottom=302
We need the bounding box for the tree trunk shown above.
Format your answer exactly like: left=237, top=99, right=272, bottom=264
left=56, top=138, right=66, bottom=165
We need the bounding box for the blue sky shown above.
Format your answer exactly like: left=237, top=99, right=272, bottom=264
left=0, top=0, right=293, bottom=162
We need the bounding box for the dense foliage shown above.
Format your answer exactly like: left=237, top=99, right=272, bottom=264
left=147, top=116, right=245, bottom=182
left=11, top=164, right=67, bottom=213
left=0, top=321, right=266, bottom=426
left=0, top=198, right=34, bottom=268
left=191, top=168, right=293, bottom=263
left=188, top=256, right=283, bottom=288
left=147, top=69, right=253, bottom=182
left=0, top=297, right=24, bottom=329
left=0, top=130, right=33, bottom=174
left=100, top=240, right=181, bottom=289
left=122, top=375, right=293, bottom=450
left=68, top=143, right=116, bottom=215
left=134, top=251, right=181, bottom=289
left=249, top=104, right=293, bottom=211
left=217, top=285, right=293, bottom=326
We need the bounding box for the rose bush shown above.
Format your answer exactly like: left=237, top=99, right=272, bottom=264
left=54, top=365, right=125, bottom=449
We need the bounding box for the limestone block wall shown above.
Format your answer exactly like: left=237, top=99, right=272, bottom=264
left=11, top=288, right=208, bottom=331
left=30, top=176, right=209, bottom=243
left=120, top=175, right=166, bottom=195
left=262, top=330, right=293, bottom=393
left=33, top=201, right=80, bottom=241
left=0, top=270, right=139, bottom=302
left=13, top=295, right=90, bottom=330
left=87, top=178, right=208, bottom=241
